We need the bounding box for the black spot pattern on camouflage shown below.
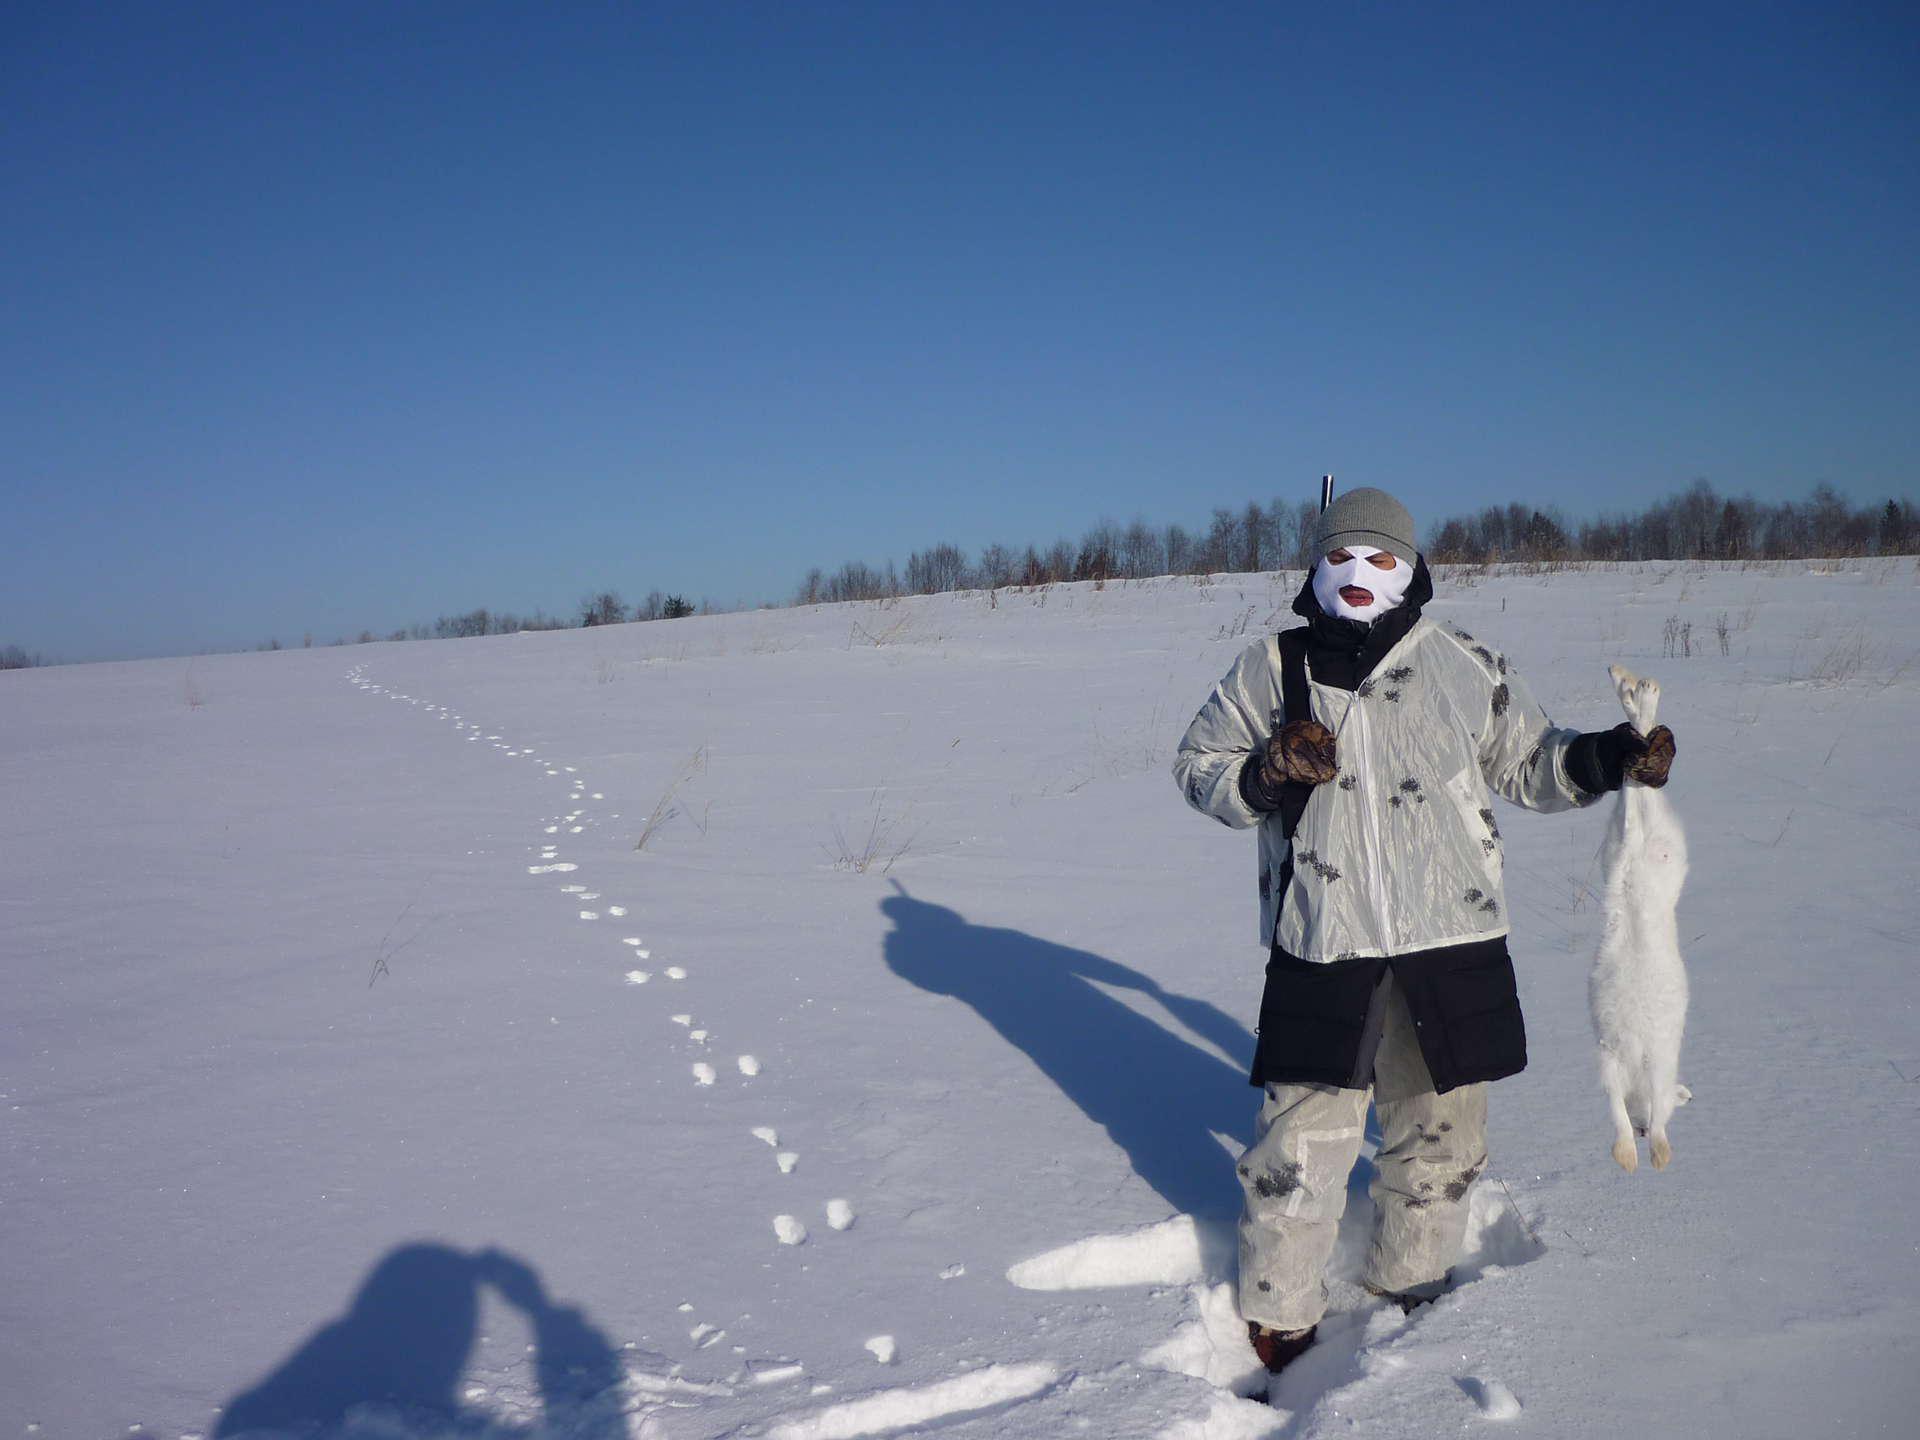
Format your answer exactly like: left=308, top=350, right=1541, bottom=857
left=1385, top=665, right=1415, bottom=683
left=1334, top=950, right=1359, bottom=962
left=1464, top=885, right=1502, bottom=914
left=1403, top=1195, right=1431, bottom=1210
left=1259, top=867, right=1272, bottom=901
left=1478, top=807, right=1501, bottom=839
left=1400, top=778, right=1425, bottom=802
left=1298, top=848, right=1342, bottom=882
left=1483, top=838, right=1498, bottom=854
left=1473, top=644, right=1496, bottom=668
left=1383, top=689, right=1402, bottom=702
left=1338, top=774, right=1358, bottom=790
left=1496, top=653, right=1509, bottom=675
left=1443, top=1161, right=1485, bottom=1203
left=1452, top=626, right=1476, bottom=642
left=1356, top=677, right=1376, bottom=698
left=1388, top=794, right=1403, bottom=809
left=1252, top=1160, right=1302, bottom=1200
left=1490, top=682, right=1510, bottom=717
left=1257, top=1279, right=1272, bottom=1292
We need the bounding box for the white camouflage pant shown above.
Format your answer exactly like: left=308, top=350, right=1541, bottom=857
left=1237, top=973, right=1488, bottom=1331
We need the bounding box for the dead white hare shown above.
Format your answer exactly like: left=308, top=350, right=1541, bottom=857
left=1590, top=665, right=1692, bottom=1171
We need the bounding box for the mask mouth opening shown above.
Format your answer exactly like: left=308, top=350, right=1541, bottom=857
left=1339, top=585, right=1375, bottom=607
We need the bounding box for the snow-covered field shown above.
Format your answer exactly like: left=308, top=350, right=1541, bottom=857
left=5, top=559, right=1919, bottom=1439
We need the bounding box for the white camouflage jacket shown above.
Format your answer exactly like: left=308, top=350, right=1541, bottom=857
left=1174, top=617, right=1592, bottom=960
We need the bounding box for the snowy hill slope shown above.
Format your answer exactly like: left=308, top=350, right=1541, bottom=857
left=4, top=559, right=1919, bottom=1439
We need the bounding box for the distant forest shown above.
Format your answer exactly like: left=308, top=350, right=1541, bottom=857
left=1, top=480, right=1912, bottom=666
left=791, top=479, right=1915, bottom=606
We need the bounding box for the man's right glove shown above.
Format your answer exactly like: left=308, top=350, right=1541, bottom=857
left=1266, top=719, right=1340, bottom=786
left=1240, top=719, right=1339, bottom=811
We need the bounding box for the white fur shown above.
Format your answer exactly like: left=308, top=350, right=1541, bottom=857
left=1590, top=666, right=1691, bottom=1172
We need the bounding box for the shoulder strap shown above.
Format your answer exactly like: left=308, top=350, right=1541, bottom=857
left=1276, top=627, right=1311, bottom=732
left=1273, top=628, right=1314, bottom=841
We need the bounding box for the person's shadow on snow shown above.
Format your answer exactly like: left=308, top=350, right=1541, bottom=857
left=214, top=1243, right=623, bottom=1438
left=881, top=885, right=1256, bottom=1219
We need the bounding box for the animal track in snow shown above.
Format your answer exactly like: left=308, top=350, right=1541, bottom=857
left=349, top=667, right=851, bottom=1401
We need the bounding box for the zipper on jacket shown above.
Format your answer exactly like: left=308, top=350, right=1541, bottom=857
left=1349, top=697, right=1397, bottom=952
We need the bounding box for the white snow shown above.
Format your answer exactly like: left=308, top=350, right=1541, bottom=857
left=863, top=1334, right=896, bottom=1364
left=1464, top=1376, right=1523, bottom=1419
left=766, top=1361, right=1059, bottom=1439
left=774, top=1215, right=808, bottom=1246
left=826, top=1198, right=855, bottom=1231
left=1008, top=1214, right=1216, bottom=1290
left=5, top=560, right=1919, bottom=1439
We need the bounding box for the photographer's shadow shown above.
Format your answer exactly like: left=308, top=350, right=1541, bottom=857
left=216, top=1243, right=622, bottom=1438
left=881, top=886, right=1255, bottom=1219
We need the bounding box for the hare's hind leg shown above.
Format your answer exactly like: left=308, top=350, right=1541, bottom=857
left=1608, top=664, right=1661, bottom=733
left=1599, top=1048, right=1638, bottom=1172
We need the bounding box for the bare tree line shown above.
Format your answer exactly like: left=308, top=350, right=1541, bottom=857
left=796, top=498, right=1334, bottom=604
left=791, top=481, right=1917, bottom=606
left=1427, top=481, right=1916, bottom=564
left=5, top=481, right=1911, bottom=668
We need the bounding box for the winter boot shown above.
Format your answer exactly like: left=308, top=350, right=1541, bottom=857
left=1248, top=1321, right=1317, bottom=1378
left=1363, top=1269, right=1453, bottom=1316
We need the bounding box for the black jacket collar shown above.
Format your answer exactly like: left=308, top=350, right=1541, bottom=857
left=1288, top=555, right=1434, bottom=692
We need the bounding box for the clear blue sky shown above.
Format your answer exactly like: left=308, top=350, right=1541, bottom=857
left=4, top=1, right=1915, bottom=661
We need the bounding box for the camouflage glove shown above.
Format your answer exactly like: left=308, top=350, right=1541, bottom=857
left=1263, top=719, right=1339, bottom=787
left=1622, top=723, right=1676, bottom=787
left=1571, top=721, right=1676, bottom=793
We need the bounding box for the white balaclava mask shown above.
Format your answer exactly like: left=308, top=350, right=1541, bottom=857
left=1312, top=544, right=1414, bottom=623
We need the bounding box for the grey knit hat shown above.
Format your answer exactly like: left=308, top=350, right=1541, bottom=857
left=1314, top=486, right=1417, bottom=560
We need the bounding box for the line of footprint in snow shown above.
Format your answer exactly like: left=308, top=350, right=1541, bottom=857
left=342, top=666, right=897, bottom=1417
